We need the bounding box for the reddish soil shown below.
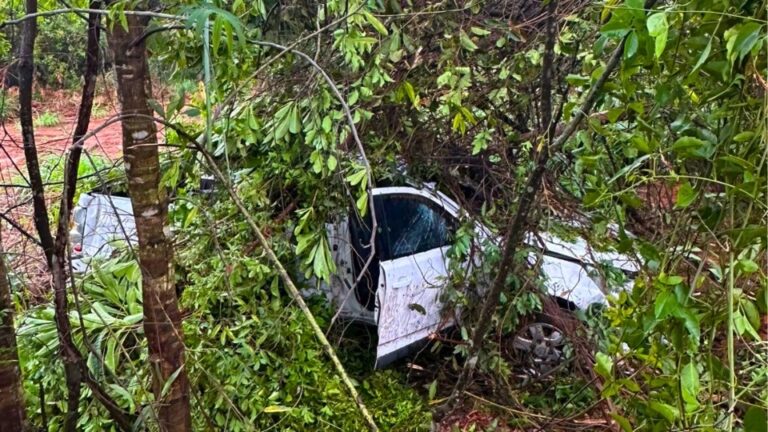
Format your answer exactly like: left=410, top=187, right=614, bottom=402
left=0, top=88, right=124, bottom=177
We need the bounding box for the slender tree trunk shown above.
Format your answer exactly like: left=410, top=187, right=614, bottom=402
left=0, top=225, right=26, bottom=432
left=18, top=0, right=53, bottom=264
left=18, top=2, right=133, bottom=429
left=17, top=0, right=83, bottom=428
left=65, top=2, right=102, bottom=208
left=107, top=14, right=192, bottom=432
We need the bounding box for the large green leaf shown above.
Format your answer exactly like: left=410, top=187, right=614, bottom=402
left=680, top=362, right=700, bottom=410
left=675, top=182, right=697, bottom=208
left=649, top=401, right=680, bottom=423
left=646, top=12, right=668, bottom=58
left=725, top=22, right=763, bottom=64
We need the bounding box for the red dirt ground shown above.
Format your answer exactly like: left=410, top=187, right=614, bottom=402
left=0, top=88, right=124, bottom=176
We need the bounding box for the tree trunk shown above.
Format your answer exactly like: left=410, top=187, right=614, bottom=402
left=17, top=0, right=53, bottom=265
left=0, top=226, right=26, bottom=432
left=17, top=1, right=84, bottom=428
left=107, top=14, right=192, bottom=432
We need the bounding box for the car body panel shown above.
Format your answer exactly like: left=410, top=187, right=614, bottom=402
left=376, top=245, right=450, bottom=367
left=71, top=193, right=137, bottom=273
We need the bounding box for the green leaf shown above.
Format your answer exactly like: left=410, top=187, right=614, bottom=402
left=738, top=259, right=759, bottom=273
left=733, top=131, right=755, bottom=142
left=677, top=308, right=701, bottom=342
left=646, top=12, right=667, bottom=37
left=675, top=182, right=697, bottom=208
left=108, top=384, right=136, bottom=412
left=680, top=362, right=700, bottom=409
left=327, top=155, right=338, bottom=171
left=742, top=299, right=761, bottom=332
left=288, top=104, right=302, bottom=134
left=212, top=16, right=222, bottom=53
left=362, top=11, right=388, bottom=36
left=691, top=39, right=712, bottom=73
left=649, top=401, right=679, bottom=423
left=356, top=191, right=368, bottom=215
left=659, top=274, right=683, bottom=285
left=274, top=103, right=292, bottom=140
left=725, top=22, right=763, bottom=64
left=595, top=352, right=613, bottom=378
left=263, top=405, right=291, bottom=413
left=346, top=168, right=367, bottom=186
left=105, top=338, right=118, bottom=372
left=607, top=108, right=624, bottom=123
left=646, top=13, right=668, bottom=58
left=118, top=11, right=128, bottom=32
left=744, top=406, right=768, bottom=432
left=671, top=136, right=714, bottom=159
left=655, top=290, right=677, bottom=318
left=403, top=81, right=417, bottom=106
left=734, top=312, right=761, bottom=340
left=624, top=31, right=639, bottom=58
left=470, top=26, right=491, bottom=36
left=610, top=413, right=632, bottom=432
left=452, top=113, right=466, bottom=135
left=565, top=74, right=590, bottom=86
left=322, top=116, right=333, bottom=133
left=601, top=11, right=631, bottom=38
left=160, top=367, right=184, bottom=398
left=459, top=31, right=478, bottom=52
left=428, top=380, right=437, bottom=400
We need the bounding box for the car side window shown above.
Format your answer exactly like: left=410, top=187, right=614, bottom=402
left=377, top=195, right=454, bottom=260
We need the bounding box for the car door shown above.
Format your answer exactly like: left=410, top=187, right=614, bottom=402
left=373, top=189, right=457, bottom=367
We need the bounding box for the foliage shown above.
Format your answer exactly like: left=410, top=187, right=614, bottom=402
left=0, top=89, right=18, bottom=119
left=33, top=110, right=60, bottom=127
left=138, top=0, right=768, bottom=428
left=17, top=201, right=431, bottom=431
left=555, top=1, right=768, bottom=430
left=174, top=173, right=431, bottom=430
left=4, top=0, right=767, bottom=430
left=0, top=0, right=91, bottom=89
left=17, top=254, right=151, bottom=431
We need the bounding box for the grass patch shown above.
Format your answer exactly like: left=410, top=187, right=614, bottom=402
left=33, top=111, right=61, bottom=127
left=0, top=91, right=18, bottom=119
left=91, top=103, right=109, bottom=119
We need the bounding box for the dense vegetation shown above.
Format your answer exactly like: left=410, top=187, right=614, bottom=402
left=0, top=0, right=766, bottom=431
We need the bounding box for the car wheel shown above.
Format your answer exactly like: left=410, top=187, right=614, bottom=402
left=509, top=314, right=570, bottom=377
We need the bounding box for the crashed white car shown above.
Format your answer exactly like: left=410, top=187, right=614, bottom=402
left=70, top=185, right=638, bottom=368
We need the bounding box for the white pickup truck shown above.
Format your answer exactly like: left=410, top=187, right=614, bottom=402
left=70, top=184, right=638, bottom=369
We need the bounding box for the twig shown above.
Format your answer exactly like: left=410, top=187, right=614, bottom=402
left=0, top=212, right=41, bottom=246
left=0, top=7, right=182, bottom=29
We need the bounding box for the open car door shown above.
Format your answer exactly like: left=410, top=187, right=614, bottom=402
left=372, top=188, right=457, bottom=368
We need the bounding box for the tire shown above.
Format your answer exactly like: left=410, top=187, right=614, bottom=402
left=505, top=309, right=577, bottom=378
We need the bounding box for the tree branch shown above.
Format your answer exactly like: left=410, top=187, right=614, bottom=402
left=0, top=7, right=181, bottom=29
